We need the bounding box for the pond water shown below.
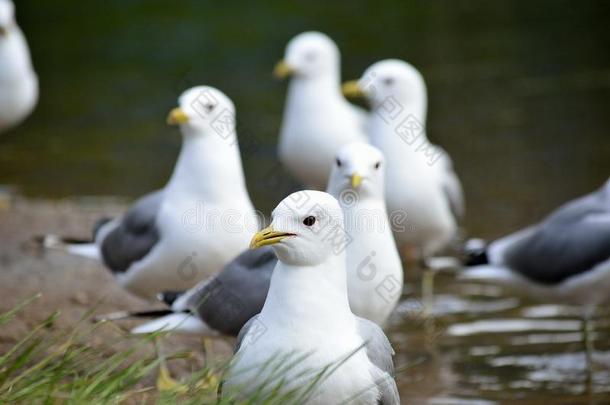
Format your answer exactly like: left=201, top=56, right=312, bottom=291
left=1, top=1, right=610, bottom=403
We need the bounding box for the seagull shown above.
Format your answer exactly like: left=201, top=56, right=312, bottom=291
left=342, top=59, right=464, bottom=262
left=41, top=86, right=259, bottom=300
left=0, top=0, right=38, bottom=134
left=130, top=142, right=403, bottom=338
left=221, top=190, right=399, bottom=404
left=275, top=31, right=367, bottom=190
left=462, top=178, right=610, bottom=375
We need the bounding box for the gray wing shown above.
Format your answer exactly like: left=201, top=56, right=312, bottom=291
left=357, top=318, right=400, bottom=405
left=504, top=182, right=610, bottom=284
left=438, top=149, right=465, bottom=221
left=100, top=190, right=163, bottom=273
left=184, top=247, right=277, bottom=336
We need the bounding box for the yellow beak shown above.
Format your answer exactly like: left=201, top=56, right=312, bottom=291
left=166, top=107, right=189, bottom=125
left=351, top=173, right=362, bottom=189
left=273, top=59, right=293, bottom=80
left=341, top=80, right=365, bottom=98
left=250, top=226, right=295, bottom=249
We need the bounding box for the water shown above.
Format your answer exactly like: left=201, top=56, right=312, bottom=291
left=392, top=272, right=610, bottom=403
left=2, top=1, right=610, bottom=403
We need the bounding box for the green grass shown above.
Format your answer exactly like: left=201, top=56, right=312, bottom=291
left=0, top=297, right=358, bottom=405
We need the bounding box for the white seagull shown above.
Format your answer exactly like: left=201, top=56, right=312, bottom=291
left=343, top=59, right=464, bottom=262
left=0, top=0, right=38, bottom=134
left=130, top=143, right=403, bottom=338
left=222, top=190, right=399, bottom=404
left=275, top=31, right=367, bottom=190
left=463, top=178, right=610, bottom=371
left=42, top=86, right=259, bottom=299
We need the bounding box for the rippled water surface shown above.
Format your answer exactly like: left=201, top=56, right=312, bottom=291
left=391, top=271, right=610, bottom=403
left=1, top=1, right=610, bottom=403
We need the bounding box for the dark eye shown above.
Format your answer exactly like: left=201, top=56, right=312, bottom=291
left=336, top=158, right=342, bottom=167
left=383, top=77, right=394, bottom=86
left=205, top=103, right=215, bottom=112
left=303, top=216, right=316, bottom=226
left=374, top=162, right=381, bottom=169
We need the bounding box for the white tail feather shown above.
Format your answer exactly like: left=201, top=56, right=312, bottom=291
left=41, top=235, right=100, bottom=261
left=131, top=313, right=212, bottom=336
left=426, top=256, right=462, bottom=272
left=460, top=264, right=515, bottom=282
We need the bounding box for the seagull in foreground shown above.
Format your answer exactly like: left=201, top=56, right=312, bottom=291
left=275, top=31, right=367, bottom=190
left=41, top=86, right=259, bottom=299
left=462, top=178, right=610, bottom=373
left=130, top=143, right=403, bottom=338
left=343, top=59, right=464, bottom=262
left=0, top=0, right=38, bottom=134
left=221, top=190, right=399, bottom=404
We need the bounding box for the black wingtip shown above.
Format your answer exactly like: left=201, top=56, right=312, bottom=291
left=463, top=238, right=489, bottom=266
left=157, top=291, right=184, bottom=307
left=93, top=309, right=175, bottom=323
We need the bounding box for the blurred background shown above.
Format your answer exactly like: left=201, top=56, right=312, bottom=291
left=2, top=1, right=610, bottom=403
left=2, top=0, right=610, bottom=239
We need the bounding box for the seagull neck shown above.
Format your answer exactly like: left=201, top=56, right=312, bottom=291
left=261, top=256, right=354, bottom=329
left=368, top=99, right=432, bottom=160
left=0, top=27, right=34, bottom=78
left=341, top=197, right=388, bottom=234
left=165, top=131, right=249, bottom=202
left=286, top=72, right=345, bottom=109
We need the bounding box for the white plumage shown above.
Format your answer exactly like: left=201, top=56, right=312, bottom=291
left=346, top=59, right=464, bottom=259
left=130, top=142, right=403, bottom=336
left=44, top=86, right=259, bottom=299
left=223, top=191, right=399, bottom=404
left=0, top=0, right=38, bottom=134
left=276, top=31, right=367, bottom=190
left=327, top=142, right=404, bottom=325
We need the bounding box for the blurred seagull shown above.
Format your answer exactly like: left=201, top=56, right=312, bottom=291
left=41, top=86, right=259, bottom=299
left=462, top=179, right=610, bottom=372
left=275, top=31, right=367, bottom=190
left=0, top=0, right=38, bottom=134
left=222, top=191, right=399, bottom=404
left=130, top=143, right=403, bottom=338
left=343, top=59, right=464, bottom=263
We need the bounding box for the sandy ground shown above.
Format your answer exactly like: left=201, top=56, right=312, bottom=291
left=0, top=195, right=233, bottom=378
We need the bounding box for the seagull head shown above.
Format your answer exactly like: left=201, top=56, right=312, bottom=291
left=342, top=59, right=427, bottom=109
left=0, top=0, right=15, bottom=38
left=273, top=31, right=339, bottom=80
left=167, top=86, right=236, bottom=137
left=327, top=142, right=385, bottom=200
left=250, top=191, right=346, bottom=266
